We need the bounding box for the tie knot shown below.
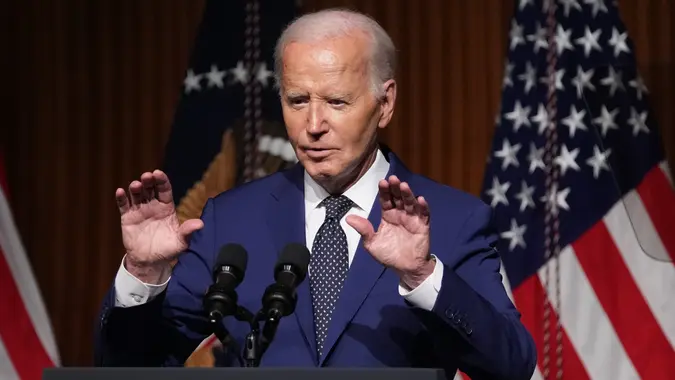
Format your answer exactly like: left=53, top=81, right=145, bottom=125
left=320, top=195, right=353, bottom=220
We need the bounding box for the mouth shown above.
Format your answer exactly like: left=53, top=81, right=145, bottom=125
left=302, top=147, right=336, bottom=159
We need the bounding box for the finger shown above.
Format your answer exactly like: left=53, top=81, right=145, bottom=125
left=140, top=172, right=155, bottom=203
left=345, top=214, right=376, bottom=242
left=387, top=175, right=404, bottom=210
left=416, top=196, right=430, bottom=222
left=128, top=180, right=143, bottom=207
left=153, top=170, right=174, bottom=204
left=378, top=179, right=394, bottom=210
left=115, top=188, right=130, bottom=214
left=177, top=218, right=205, bottom=244
left=399, top=181, right=417, bottom=214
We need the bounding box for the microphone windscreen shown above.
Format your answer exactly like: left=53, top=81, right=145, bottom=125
left=215, top=243, right=249, bottom=274
left=277, top=243, right=310, bottom=279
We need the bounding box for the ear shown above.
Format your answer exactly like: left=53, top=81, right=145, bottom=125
left=377, top=79, right=397, bottom=129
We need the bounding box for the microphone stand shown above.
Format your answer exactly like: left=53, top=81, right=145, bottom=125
left=234, top=306, right=260, bottom=367
left=259, top=310, right=281, bottom=356
left=207, top=305, right=283, bottom=367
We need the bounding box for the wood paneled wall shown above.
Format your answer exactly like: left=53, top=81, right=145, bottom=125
left=3, top=0, right=673, bottom=367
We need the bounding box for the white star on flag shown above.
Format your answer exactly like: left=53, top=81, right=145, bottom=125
left=575, top=27, right=603, bottom=57
left=559, top=0, right=582, bottom=16
left=608, top=27, right=630, bottom=57
left=231, top=61, right=249, bottom=84
left=571, top=66, right=596, bottom=98
left=540, top=183, right=571, bottom=216
left=504, top=100, right=531, bottom=132
left=206, top=65, right=226, bottom=88
left=509, top=20, right=525, bottom=50
left=532, top=104, right=551, bottom=135
left=583, top=0, right=609, bottom=17
left=555, top=25, right=574, bottom=55
left=601, top=66, right=625, bottom=96
left=527, top=143, right=545, bottom=174
left=486, top=177, right=511, bottom=208
left=527, top=22, right=548, bottom=53
left=500, top=219, right=527, bottom=251
left=562, top=105, right=588, bottom=137
left=628, top=107, right=650, bottom=136
left=629, top=75, right=649, bottom=100
left=555, top=144, right=581, bottom=176
left=515, top=180, right=536, bottom=212
left=518, top=62, right=538, bottom=94
left=586, top=146, right=612, bottom=179
left=256, top=63, right=273, bottom=87
left=184, top=69, right=202, bottom=93
left=494, top=139, right=522, bottom=170
left=592, top=105, right=619, bottom=137
left=539, top=68, right=566, bottom=90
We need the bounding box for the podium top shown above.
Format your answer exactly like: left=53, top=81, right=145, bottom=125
left=44, top=367, right=448, bottom=380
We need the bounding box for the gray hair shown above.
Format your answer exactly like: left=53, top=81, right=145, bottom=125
left=273, top=8, right=397, bottom=99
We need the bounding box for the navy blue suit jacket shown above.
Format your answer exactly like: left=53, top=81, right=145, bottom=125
left=94, top=150, right=536, bottom=379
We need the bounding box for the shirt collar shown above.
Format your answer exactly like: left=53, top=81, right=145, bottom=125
left=304, top=149, right=390, bottom=212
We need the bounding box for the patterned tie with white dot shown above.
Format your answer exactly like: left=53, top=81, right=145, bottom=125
left=309, top=195, right=353, bottom=358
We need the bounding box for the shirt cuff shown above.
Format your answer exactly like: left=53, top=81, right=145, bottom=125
left=114, top=255, right=171, bottom=308
left=398, top=254, right=444, bottom=311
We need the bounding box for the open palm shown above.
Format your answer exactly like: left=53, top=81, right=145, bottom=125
left=116, top=170, right=203, bottom=266
left=346, top=175, right=431, bottom=273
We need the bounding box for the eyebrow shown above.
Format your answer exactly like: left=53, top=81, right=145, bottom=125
left=283, top=90, right=307, bottom=98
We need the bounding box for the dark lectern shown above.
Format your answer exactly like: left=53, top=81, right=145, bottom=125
left=43, top=367, right=448, bottom=380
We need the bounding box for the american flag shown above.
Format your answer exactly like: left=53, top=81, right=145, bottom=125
left=0, top=147, right=60, bottom=379
left=478, top=0, right=675, bottom=379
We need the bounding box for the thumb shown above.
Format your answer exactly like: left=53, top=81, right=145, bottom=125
left=177, top=218, right=204, bottom=242
left=346, top=215, right=375, bottom=242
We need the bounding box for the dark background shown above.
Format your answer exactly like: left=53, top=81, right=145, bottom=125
left=2, top=0, right=673, bottom=367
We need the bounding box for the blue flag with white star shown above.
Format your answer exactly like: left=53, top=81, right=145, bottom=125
left=162, top=0, right=298, bottom=223
left=481, top=0, right=675, bottom=378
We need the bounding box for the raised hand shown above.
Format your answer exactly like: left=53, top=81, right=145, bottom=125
left=346, top=175, right=434, bottom=289
left=116, top=170, right=204, bottom=280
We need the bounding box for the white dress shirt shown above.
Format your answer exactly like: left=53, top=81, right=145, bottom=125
left=114, top=149, right=444, bottom=311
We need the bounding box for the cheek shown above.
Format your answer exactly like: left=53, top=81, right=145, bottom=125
left=329, top=112, right=375, bottom=145
left=282, top=110, right=305, bottom=142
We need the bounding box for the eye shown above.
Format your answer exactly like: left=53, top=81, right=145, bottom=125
left=327, top=98, right=347, bottom=107
left=287, top=95, right=308, bottom=106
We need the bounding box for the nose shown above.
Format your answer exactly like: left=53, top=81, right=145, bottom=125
left=306, top=100, right=329, bottom=137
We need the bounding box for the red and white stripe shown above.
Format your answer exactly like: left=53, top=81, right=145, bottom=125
left=458, top=161, right=675, bottom=380
left=0, top=151, right=60, bottom=379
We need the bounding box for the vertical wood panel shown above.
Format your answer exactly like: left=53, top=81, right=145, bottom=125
left=5, top=0, right=207, bottom=366
left=4, top=0, right=673, bottom=367
left=427, top=0, right=444, bottom=183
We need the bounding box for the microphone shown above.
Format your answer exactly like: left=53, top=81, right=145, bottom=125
left=256, top=243, right=310, bottom=358
left=203, top=243, right=248, bottom=324
left=261, top=243, right=311, bottom=320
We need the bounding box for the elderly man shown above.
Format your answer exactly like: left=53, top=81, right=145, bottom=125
left=95, top=8, right=536, bottom=379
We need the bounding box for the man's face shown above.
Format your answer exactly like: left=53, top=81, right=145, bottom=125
left=279, top=33, right=395, bottom=185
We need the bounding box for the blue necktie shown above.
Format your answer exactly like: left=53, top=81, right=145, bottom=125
left=309, top=195, right=353, bottom=358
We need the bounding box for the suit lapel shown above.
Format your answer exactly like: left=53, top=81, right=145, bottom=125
left=318, top=150, right=413, bottom=366
left=266, top=164, right=318, bottom=364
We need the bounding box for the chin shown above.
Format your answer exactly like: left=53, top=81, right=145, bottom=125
left=303, top=160, right=342, bottom=180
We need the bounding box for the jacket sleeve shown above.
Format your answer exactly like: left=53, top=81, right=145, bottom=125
left=94, top=199, right=221, bottom=367
left=413, top=202, right=537, bottom=380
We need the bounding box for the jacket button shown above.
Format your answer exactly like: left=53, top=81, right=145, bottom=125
left=445, top=308, right=455, bottom=320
